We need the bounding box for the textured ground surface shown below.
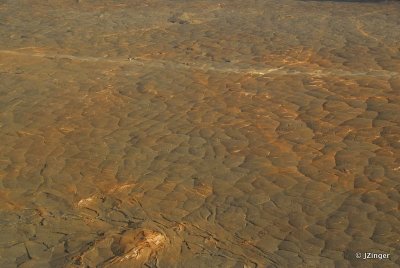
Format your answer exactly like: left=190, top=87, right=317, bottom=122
left=0, top=0, right=399, bottom=267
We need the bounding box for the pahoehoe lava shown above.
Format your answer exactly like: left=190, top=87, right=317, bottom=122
left=0, top=0, right=399, bottom=267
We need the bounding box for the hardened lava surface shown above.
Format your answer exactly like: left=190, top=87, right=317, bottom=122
left=0, top=0, right=399, bottom=267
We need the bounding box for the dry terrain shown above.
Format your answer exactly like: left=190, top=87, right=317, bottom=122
left=0, top=0, right=399, bottom=267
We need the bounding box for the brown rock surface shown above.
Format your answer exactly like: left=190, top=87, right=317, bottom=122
left=0, top=0, right=399, bottom=267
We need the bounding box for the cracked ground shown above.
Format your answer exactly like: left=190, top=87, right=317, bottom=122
left=0, top=0, right=399, bottom=267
